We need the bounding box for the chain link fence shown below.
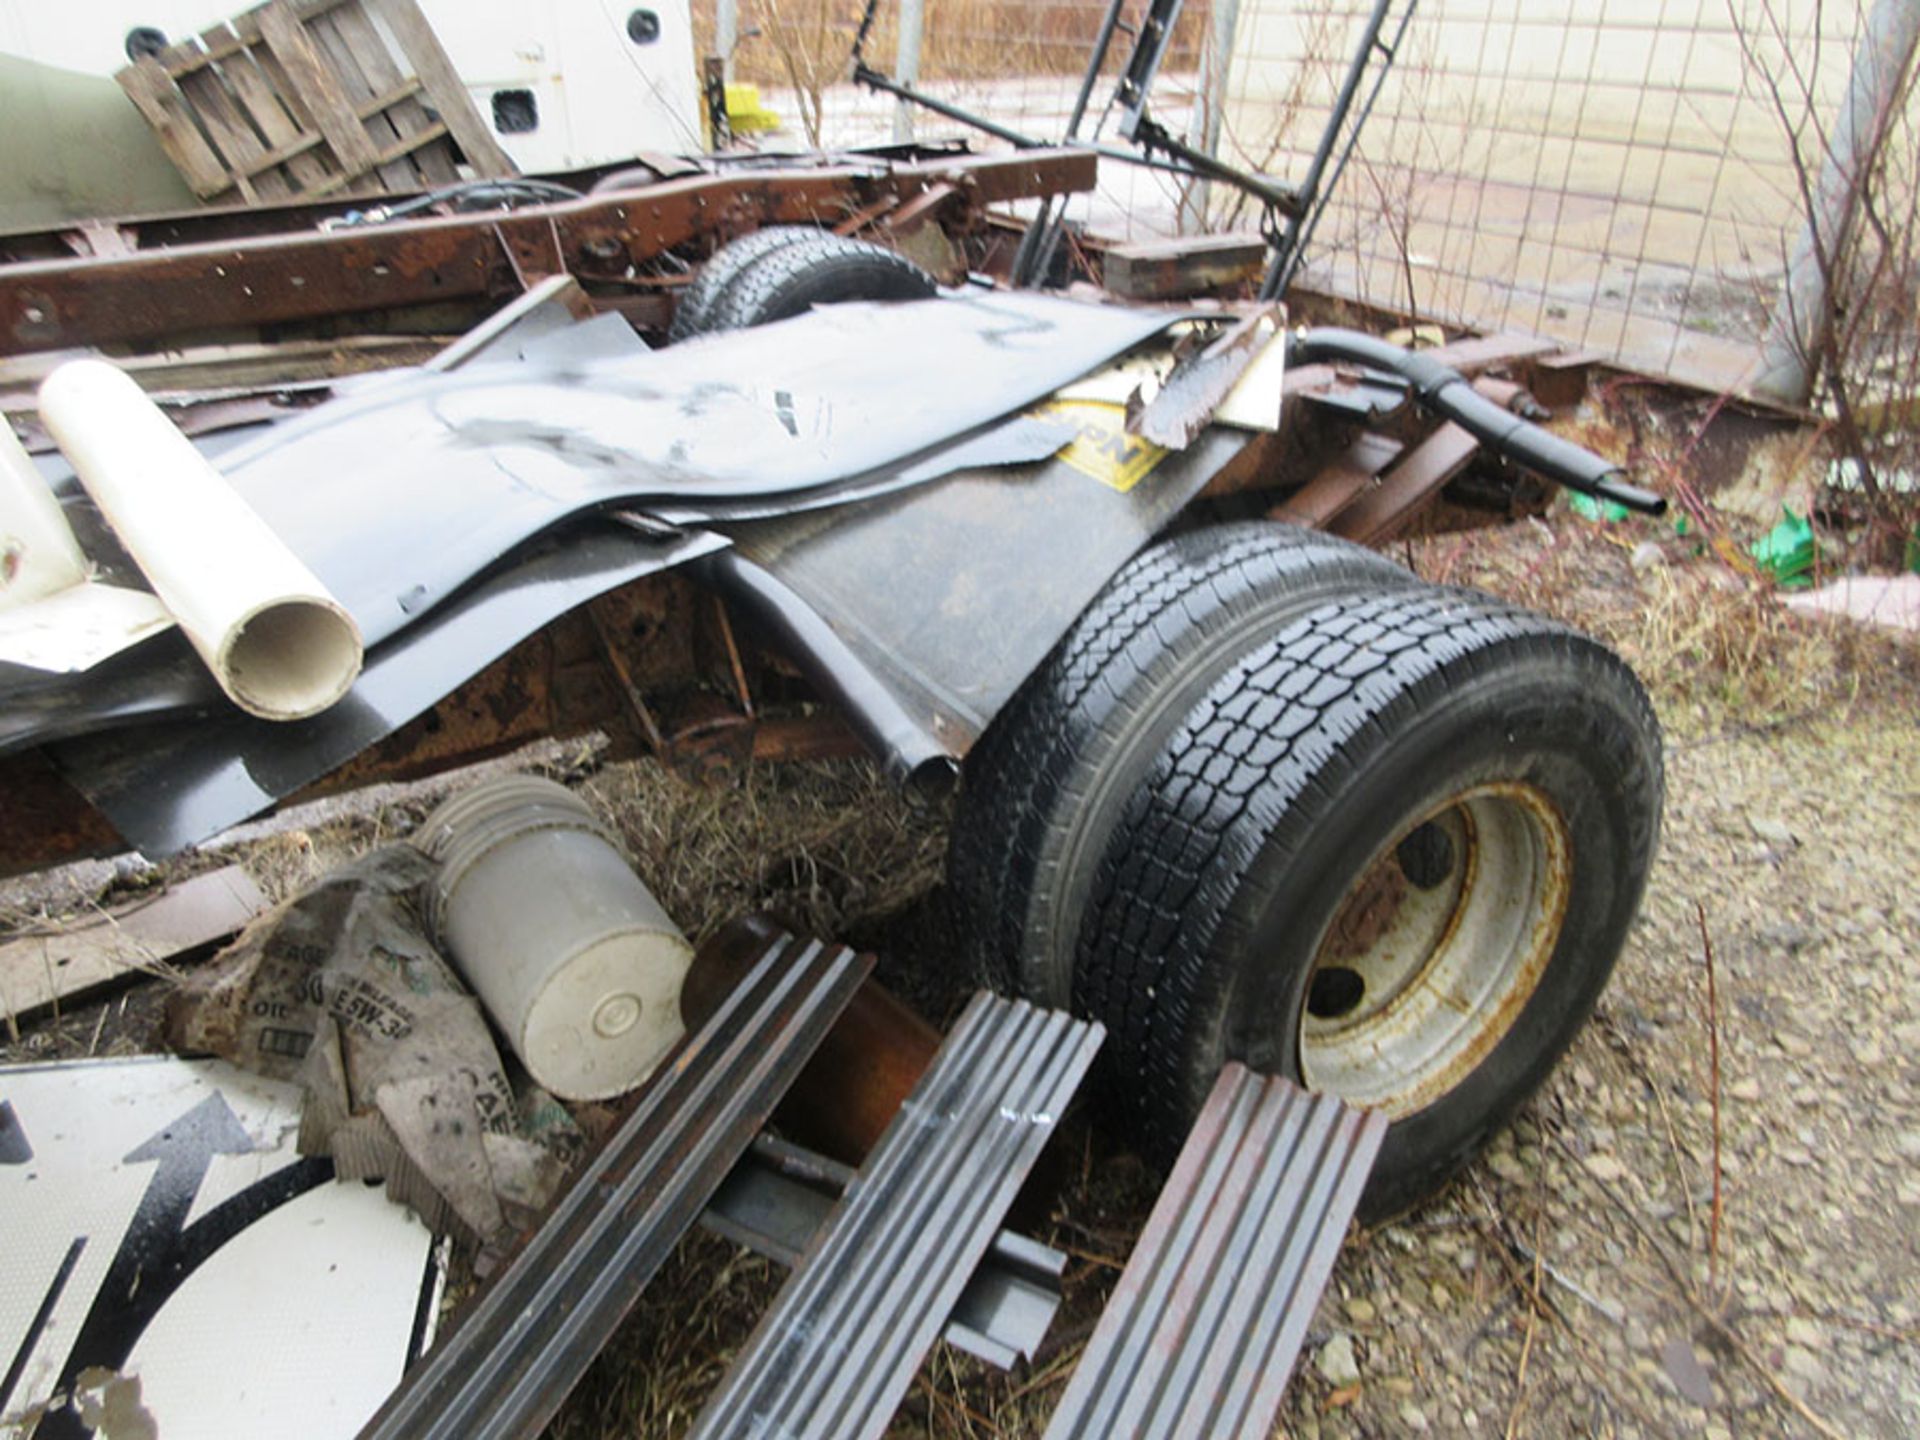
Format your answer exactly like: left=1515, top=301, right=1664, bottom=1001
left=688, top=1, right=1915, bottom=397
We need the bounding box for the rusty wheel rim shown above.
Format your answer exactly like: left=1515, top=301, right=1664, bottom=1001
left=1297, top=783, right=1572, bottom=1117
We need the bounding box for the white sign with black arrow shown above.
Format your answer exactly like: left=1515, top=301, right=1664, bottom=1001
left=1, top=1057, right=438, bottom=1439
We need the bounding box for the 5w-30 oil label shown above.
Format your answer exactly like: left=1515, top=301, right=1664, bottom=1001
left=1032, top=400, right=1168, bottom=493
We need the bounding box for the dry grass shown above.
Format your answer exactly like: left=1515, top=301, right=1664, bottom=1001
left=578, top=753, right=949, bottom=947
left=546, top=1231, right=786, bottom=1440
left=1408, top=507, right=1917, bottom=734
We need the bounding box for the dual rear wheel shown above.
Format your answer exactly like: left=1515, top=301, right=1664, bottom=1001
left=952, top=522, right=1663, bottom=1217
left=668, top=227, right=1665, bottom=1215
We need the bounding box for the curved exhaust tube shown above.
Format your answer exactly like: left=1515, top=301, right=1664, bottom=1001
left=1288, top=329, right=1667, bottom=516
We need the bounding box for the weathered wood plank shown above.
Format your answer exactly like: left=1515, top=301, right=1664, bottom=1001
left=258, top=0, right=384, bottom=180
left=355, top=77, right=423, bottom=118
left=0, top=867, right=267, bottom=1023
left=370, top=0, right=516, bottom=177
left=207, top=21, right=335, bottom=192
left=233, top=19, right=350, bottom=192
left=305, top=121, right=451, bottom=196
left=116, top=57, right=232, bottom=198
left=1103, top=232, right=1269, bottom=300
left=233, top=129, right=327, bottom=180
left=163, top=0, right=356, bottom=73
left=331, top=0, right=460, bottom=183
left=308, top=8, right=417, bottom=190
left=1422, top=332, right=1563, bottom=377
left=177, top=61, right=289, bottom=202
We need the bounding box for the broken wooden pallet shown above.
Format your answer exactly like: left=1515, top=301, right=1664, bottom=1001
left=115, top=0, right=514, bottom=206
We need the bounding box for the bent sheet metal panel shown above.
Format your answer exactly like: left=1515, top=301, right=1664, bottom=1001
left=199, top=290, right=1184, bottom=646
left=3, top=290, right=1168, bottom=746
left=26, top=296, right=1216, bottom=856
left=731, top=420, right=1252, bottom=749
left=48, top=527, right=723, bottom=856
left=47, top=420, right=1252, bottom=856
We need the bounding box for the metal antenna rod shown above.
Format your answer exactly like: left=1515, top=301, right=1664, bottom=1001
left=1015, top=0, right=1132, bottom=288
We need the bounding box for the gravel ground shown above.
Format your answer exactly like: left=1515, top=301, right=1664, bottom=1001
left=1262, top=518, right=1920, bottom=1440
left=4, top=507, right=1914, bottom=1440
left=1277, top=684, right=1919, bottom=1440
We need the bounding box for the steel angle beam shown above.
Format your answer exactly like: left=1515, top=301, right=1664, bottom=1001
left=701, top=1135, right=1068, bottom=1370
left=689, top=993, right=1103, bottom=1440
left=1042, top=1066, right=1386, bottom=1440
left=1328, top=421, right=1481, bottom=546
left=356, top=932, right=872, bottom=1440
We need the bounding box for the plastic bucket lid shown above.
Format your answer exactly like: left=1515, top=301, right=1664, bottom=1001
left=416, top=774, right=691, bottom=1100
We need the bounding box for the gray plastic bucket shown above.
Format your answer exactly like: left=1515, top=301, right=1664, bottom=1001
left=416, top=774, right=691, bottom=1101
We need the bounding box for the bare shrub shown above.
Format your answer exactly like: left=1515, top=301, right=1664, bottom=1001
left=692, top=0, right=1214, bottom=98
left=1735, top=0, right=1920, bottom=565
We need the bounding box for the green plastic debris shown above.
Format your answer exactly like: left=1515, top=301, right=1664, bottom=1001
left=1750, top=506, right=1818, bottom=589
left=1568, top=492, right=1631, bottom=524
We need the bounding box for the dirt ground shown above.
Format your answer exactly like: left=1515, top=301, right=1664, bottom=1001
left=4, top=481, right=1915, bottom=1438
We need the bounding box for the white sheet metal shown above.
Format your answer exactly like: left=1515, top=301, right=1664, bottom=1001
left=0, top=582, right=172, bottom=674
left=0, top=1057, right=436, bottom=1440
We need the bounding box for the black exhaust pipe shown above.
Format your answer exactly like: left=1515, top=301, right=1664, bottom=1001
left=1289, top=328, right=1666, bottom=516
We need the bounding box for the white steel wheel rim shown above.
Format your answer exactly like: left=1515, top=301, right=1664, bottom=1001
left=1297, top=783, right=1572, bottom=1117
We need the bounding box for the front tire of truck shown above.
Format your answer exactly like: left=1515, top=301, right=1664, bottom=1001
left=1072, top=586, right=1664, bottom=1218
left=675, top=232, right=937, bottom=341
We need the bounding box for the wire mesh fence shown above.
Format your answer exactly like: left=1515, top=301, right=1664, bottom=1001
left=688, top=0, right=1914, bottom=396
left=1217, top=0, right=1904, bottom=393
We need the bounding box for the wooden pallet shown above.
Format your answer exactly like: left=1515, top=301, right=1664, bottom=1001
left=115, top=0, right=514, bottom=206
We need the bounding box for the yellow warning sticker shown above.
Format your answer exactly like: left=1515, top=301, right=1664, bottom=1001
left=1033, top=399, right=1168, bottom=493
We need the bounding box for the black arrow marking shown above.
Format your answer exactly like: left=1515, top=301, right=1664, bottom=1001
left=0, top=1100, right=30, bottom=1165
left=33, top=1091, right=333, bottom=1439
left=0, top=1236, right=84, bottom=1420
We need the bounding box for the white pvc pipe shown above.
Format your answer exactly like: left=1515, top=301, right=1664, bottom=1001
left=37, top=359, right=363, bottom=720
left=0, top=419, right=89, bottom=611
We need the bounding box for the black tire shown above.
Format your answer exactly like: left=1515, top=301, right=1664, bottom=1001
left=949, top=522, right=1415, bottom=1006
left=1075, top=586, right=1664, bottom=1218
left=669, top=226, right=825, bottom=343
left=699, top=233, right=936, bottom=334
